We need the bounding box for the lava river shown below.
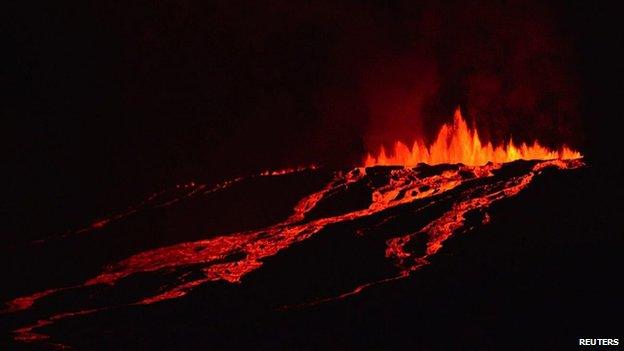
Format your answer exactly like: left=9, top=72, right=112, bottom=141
left=1, top=159, right=584, bottom=347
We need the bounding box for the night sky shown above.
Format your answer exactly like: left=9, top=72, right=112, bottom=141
left=4, top=0, right=622, bottom=244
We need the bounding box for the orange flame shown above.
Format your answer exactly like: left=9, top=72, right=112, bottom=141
left=365, top=107, right=581, bottom=166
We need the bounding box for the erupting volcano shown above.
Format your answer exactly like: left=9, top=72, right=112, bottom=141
left=7, top=0, right=622, bottom=348
left=1, top=114, right=586, bottom=348
left=365, top=108, right=581, bottom=167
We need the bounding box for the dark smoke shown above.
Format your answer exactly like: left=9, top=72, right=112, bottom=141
left=314, top=0, right=582, bottom=162
left=422, top=0, right=582, bottom=149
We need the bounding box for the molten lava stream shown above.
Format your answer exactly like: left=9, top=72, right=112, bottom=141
left=365, top=108, right=581, bottom=167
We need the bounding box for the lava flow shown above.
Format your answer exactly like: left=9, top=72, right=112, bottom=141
left=365, top=108, right=581, bottom=167
left=2, top=117, right=584, bottom=347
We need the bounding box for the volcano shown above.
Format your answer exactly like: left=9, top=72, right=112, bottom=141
left=6, top=100, right=622, bottom=350
left=3, top=110, right=608, bottom=349
left=6, top=0, right=624, bottom=348
left=11, top=96, right=624, bottom=351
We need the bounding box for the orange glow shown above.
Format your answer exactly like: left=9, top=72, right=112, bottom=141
left=5, top=159, right=585, bottom=343
left=364, top=107, right=581, bottom=166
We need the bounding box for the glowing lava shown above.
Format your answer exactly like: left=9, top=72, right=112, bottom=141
left=2, top=159, right=585, bottom=347
left=365, top=108, right=581, bottom=167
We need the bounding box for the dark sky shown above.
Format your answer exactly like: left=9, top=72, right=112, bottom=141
left=4, top=0, right=622, bottom=242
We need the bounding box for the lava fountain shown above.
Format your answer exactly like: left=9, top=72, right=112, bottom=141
left=365, top=108, right=581, bottom=167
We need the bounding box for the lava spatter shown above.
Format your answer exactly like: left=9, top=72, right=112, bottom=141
left=2, top=160, right=583, bottom=346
